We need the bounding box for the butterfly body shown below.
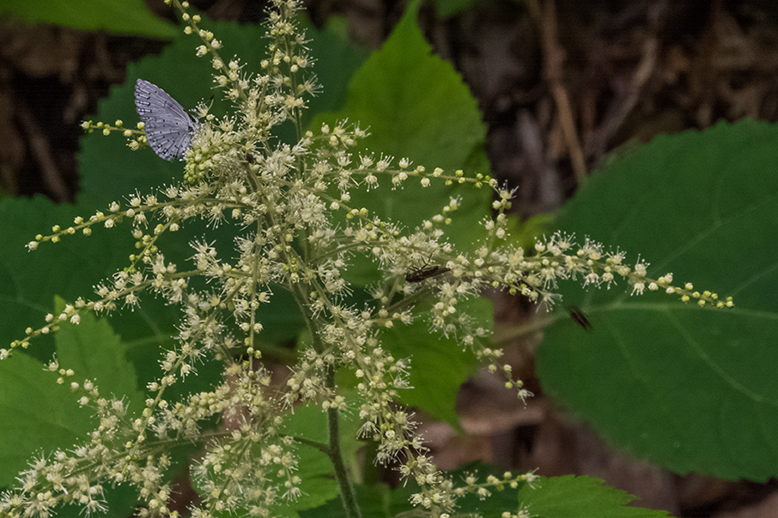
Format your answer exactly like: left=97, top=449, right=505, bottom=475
left=134, top=79, right=199, bottom=161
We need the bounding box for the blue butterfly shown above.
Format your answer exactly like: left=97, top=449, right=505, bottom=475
left=134, top=79, right=200, bottom=161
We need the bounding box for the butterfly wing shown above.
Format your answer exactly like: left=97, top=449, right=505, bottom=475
left=134, top=79, right=198, bottom=161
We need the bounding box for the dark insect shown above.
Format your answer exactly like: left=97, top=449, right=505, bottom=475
left=405, top=265, right=451, bottom=283
left=246, top=153, right=254, bottom=164
left=568, top=305, right=592, bottom=331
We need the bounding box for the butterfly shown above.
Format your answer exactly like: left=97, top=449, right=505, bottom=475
left=134, top=79, right=200, bottom=161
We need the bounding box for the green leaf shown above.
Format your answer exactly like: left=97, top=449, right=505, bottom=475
left=0, top=352, right=92, bottom=487
left=343, top=1, right=485, bottom=171
left=299, top=483, right=396, bottom=518
left=266, top=407, right=338, bottom=516
left=54, top=296, right=146, bottom=415
left=519, top=475, right=670, bottom=518
left=1, top=0, right=177, bottom=39
left=0, top=197, right=105, bottom=358
left=537, top=119, right=778, bottom=481
left=301, top=16, right=370, bottom=131
left=0, top=296, right=142, bottom=494
left=311, top=0, right=492, bottom=255
left=382, top=297, right=489, bottom=427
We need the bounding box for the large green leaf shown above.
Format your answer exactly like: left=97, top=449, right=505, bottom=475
left=311, top=0, right=492, bottom=257
left=537, top=119, right=778, bottom=481
left=1, top=0, right=177, bottom=39
left=0, top=298, right=141, bottom=489
left=519, top=475, right=670, bottom=518
left=0, top=351, right=93, bottom=487
left=303, top=469, right=668, bottom=518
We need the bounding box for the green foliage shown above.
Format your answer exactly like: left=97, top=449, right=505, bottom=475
left=518, top=475, right=670, bottom=518
left=0, top=0, right=177, bottom=39
left=381, top=298, right=488, bottom=426
left=0, top=296, right=143, bottom=487
left=538, top=119, right=778, bottom=481
left=299, top=483, right=411, bottom=518
left=0, top=347, right=93, bottom=487
left=312, top=0, right=492, bottom=254
left=0, top=2, right=511, bottom=516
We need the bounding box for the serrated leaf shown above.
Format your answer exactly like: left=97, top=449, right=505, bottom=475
left=343, top=2, right=485, bottom=169
left=0, top=296, right=142, bottom=490
left=54, top=296, right=146, bottom=414
left=310, top=0, right=492, bottom=255
left=1, top=0, right=177, bottom=39
left=519, top=475, right=670, bottom=518
left=301, top=16, right=370, bottom=130
left=537, top=119, right=778, bottom=481
left=0, top=352, right=93, bottom=486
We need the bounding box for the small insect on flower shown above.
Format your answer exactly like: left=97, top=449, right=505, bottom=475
left=568, top=305, right=592, bottom=331
left=134, top=79, right=200, bottom=161
left=405, top=265, right=451, bottom=283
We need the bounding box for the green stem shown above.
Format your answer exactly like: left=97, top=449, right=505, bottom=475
left=326, top=366, right=362, bottom=518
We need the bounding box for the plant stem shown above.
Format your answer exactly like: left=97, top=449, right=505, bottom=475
left=326, top=365, right=362, bottom=518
